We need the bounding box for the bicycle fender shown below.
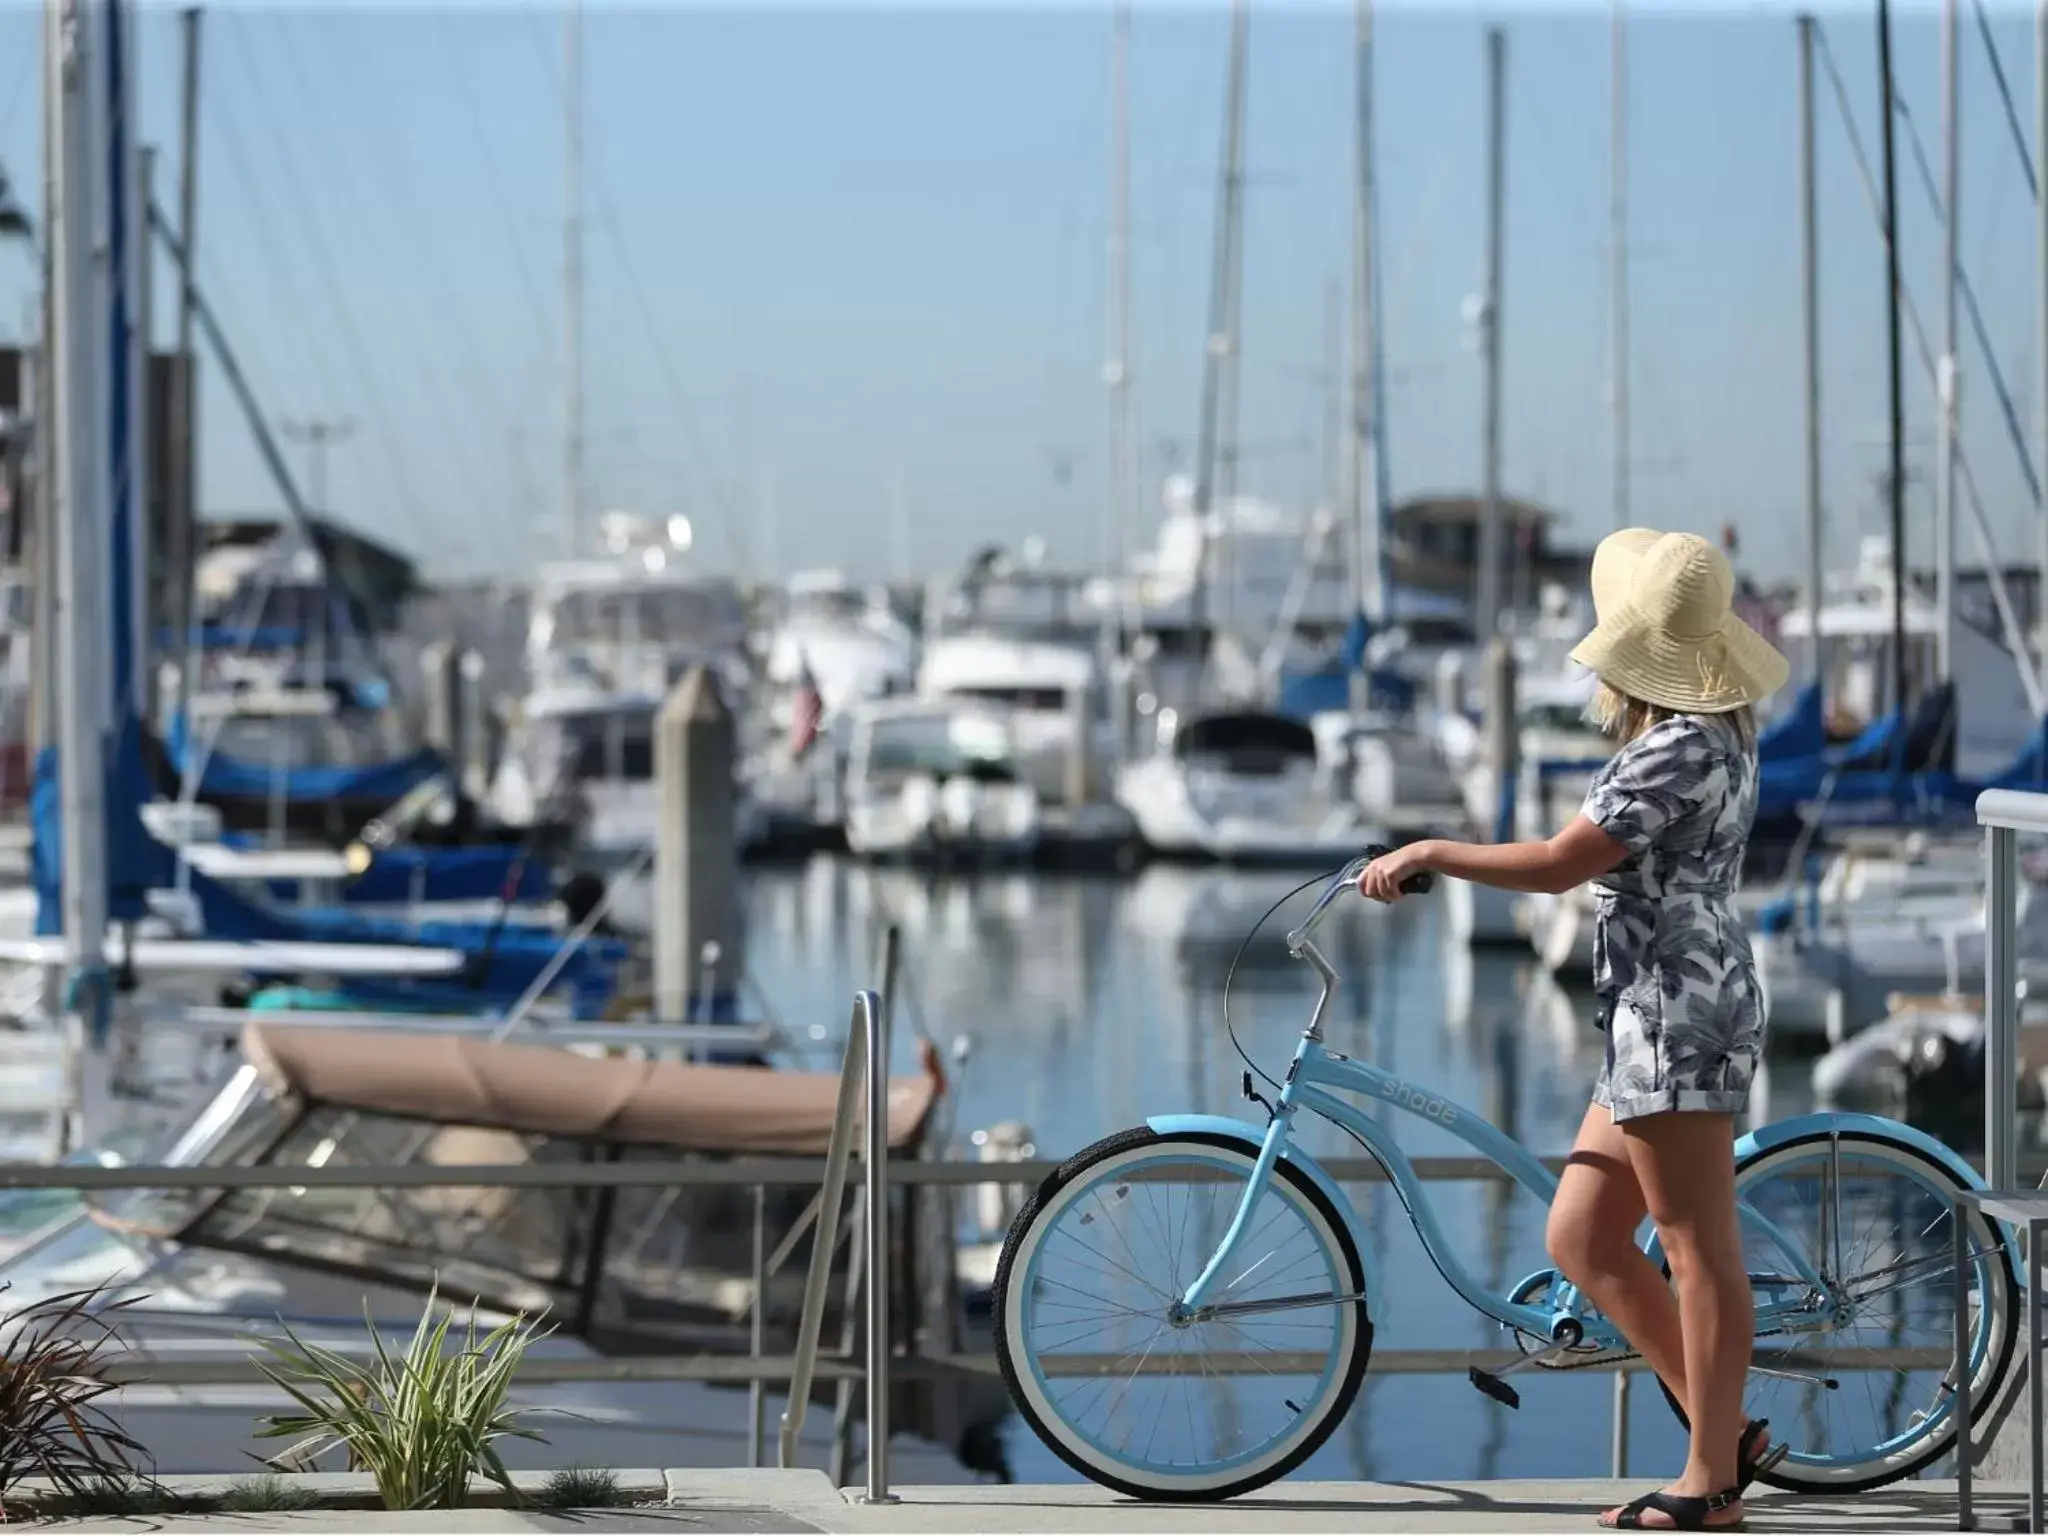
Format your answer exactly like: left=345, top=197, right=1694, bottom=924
left=1145, top=1113, right=1382, bottom=1305
left=1737, top=1112, right=1987, bottom=1193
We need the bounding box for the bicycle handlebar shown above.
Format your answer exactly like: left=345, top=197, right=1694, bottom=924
left=1283, top=845, right=1436, bottom=955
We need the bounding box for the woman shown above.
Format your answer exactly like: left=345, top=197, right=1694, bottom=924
left=1359, top=529, right=1789, bottom=1532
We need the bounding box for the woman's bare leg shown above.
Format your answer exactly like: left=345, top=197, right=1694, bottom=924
left=1609, top=1109, right=1752, bottom=1528
left=1545, top=1102, right=1689, bottom=1398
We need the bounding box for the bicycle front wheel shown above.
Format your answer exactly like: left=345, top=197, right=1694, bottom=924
left=1660, top=1126, right=2019, bottom=1493
left=992, top=1128, right=1371, bottom=1501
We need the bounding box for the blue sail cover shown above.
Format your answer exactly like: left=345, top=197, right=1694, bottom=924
left=185, top=865, right=624, bottom=1017
left=1756, top=680, right=1825, bottom=763
left=31, top=721, right=179, bottom=937
left=1276, top=612, right=1418, bottom=718
left=166, top=713, right=446, bottom=806
left=331, top=845, right=556, bottom=907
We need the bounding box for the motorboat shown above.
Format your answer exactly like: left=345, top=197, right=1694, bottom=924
left=488, top=687, right=766, bottom=878
left=524, top=515, right=750, bottom=705
left=840, top=699, right=1040, bottom=862
left=918, top=550, right=1107, bottom=806
left=0, top=1016, right=1002, bottom=1481
left=759, top=569, right=916, bottom=727
left=1115, top=707, right=1384, bottom=864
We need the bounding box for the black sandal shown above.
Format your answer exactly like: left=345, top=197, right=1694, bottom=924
left=1737, top=1417, right=1788, bottom=1492
left=1600, top=1486, right=1745, bottom=1530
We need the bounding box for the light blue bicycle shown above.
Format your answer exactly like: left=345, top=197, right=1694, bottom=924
left=992, top=856, right=2021, bottom=1501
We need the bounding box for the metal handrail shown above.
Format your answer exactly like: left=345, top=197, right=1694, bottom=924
left=1, top=1149, right=2039, bottom=1193
left=778, top=986, right=894, bottom=1503
left=1975, top=789, right=2042, bottom=1194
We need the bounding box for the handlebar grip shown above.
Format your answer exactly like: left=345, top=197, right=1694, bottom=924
left=1357, top=844, right=1436, bottom=896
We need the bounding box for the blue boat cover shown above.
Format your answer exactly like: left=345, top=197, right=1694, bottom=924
left=1756, top=680, right=1825, bottom=763
left=1276, top=613, right=1418, bottom=719
left=335, top=844, right=556, bottom=906
left=166, top=713, right=446, bottom=806
left=31, top=720, right=179, bottom=937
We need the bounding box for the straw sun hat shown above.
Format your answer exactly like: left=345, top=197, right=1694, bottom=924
left=1568, top=528, right=1790, bottom=715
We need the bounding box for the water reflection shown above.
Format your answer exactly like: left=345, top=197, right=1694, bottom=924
left=739, top=859, right=1803, bottom=1483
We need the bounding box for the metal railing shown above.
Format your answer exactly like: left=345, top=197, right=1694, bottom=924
left=0, top=1145, right=1968, bottom=1483
left=1974, top=788, right=2041, bottom=1194
left=779, top=984, right=892, bottom=1502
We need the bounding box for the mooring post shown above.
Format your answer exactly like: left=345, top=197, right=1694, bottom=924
left=654, top=665, right=740, bottom=1023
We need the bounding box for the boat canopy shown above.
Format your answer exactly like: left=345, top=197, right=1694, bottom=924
left=243, top=1021, right=942, bottom=1155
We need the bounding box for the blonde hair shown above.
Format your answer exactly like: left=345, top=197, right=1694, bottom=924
left=1590, top=681, right=1756, bottom=748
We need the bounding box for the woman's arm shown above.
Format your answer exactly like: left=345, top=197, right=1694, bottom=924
left=1358, top=816, right=1629, bottom=901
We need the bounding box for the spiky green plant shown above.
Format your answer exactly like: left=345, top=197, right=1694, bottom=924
left=249, top=1287, right=552, bottom=1510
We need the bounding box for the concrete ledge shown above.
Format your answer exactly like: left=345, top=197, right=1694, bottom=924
left=814, top=1479, right=2021, bottom=1534
left=10, top=1475, right=2028, bottom=1533
left=12, top=1468, right=669, bottom=1513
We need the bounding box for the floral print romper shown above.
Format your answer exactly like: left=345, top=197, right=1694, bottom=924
left=1581, top=712, right=1765, bottom=1122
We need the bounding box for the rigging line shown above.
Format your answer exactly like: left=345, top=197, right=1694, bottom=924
left=517, top=7, right=738, bottom=562
left=433, top=8, right=558, bottom=352
left=221, top=16, right=495, bottom=552
left=1972, top=0, right=2037, bottom=199
left=1893, top=90, right=2044, bottom=506
left=263, top=11, right=527, bottom=448
left=213, top=19, right=443, bottom=535
left=204, top=69, right=421, bottom=534
left=233, top=17, right=514, bottom=538
left=1814, top=20, right=2045, bottom=712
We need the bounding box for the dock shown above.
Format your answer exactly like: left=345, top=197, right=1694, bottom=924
left=36, top=1471, right=2026, bottom=1533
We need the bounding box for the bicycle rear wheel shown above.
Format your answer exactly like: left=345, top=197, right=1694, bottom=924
left=1658, top=1126, right=2018, bottom=1493
left=992, top=1127, right=1371, bottom=1501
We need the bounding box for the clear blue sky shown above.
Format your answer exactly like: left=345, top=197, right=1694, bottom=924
left=0, top=1, right=2041, bottom=589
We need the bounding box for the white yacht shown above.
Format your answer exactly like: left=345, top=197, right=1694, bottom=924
left=917, top=549, right=1108, bottom=806
left=489, top=516, right=759, bottom=870
left=840, top=698, right=1040, bottom=862
left=522, top=516, right=751, bottom=704
left=1115, top=707, right=1384, bottom=864
left=760, top=569, right=916, bottom=726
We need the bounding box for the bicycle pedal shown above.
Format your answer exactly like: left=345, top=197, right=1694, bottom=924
left=1467, top=1366, right=1521, bottom=1411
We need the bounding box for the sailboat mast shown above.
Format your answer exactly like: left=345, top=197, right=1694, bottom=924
left=1476, top=28, right=1506, bottom=644
left=1609, top=0, right=1629, bottom=532
left=1106, top=1, right=1133, bottom=611
left=562, top=0, right=585, bottom=562
left=1188, top=0, right=1247, bottom=657
left=1936, top=0, right=1959, bottom=680
left=1213, top=0, right=1249, bottom=639
left=1798, top=13, right=1823, bottom=686
left=1877, top=0, right=1908, bottom=719
left=2039, top=0, right=2048, bottom=661
left=1347, top=0, right=1384, bottom=629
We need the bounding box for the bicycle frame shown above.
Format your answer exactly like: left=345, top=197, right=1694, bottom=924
left=1175, top=929, right=1830, bottom=1349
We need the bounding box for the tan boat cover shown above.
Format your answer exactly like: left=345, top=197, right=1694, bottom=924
left=241, top=1022, right=941, bottom=1155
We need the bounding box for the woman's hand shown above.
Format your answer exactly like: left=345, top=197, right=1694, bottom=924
left=1356, top=841, right=1436, bottom=903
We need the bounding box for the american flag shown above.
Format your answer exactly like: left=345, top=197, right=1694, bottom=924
left=788, top=654, right=823, bottom=760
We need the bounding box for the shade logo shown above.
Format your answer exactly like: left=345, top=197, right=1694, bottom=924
left=1381, top=1079, right=1458, bottom=1125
